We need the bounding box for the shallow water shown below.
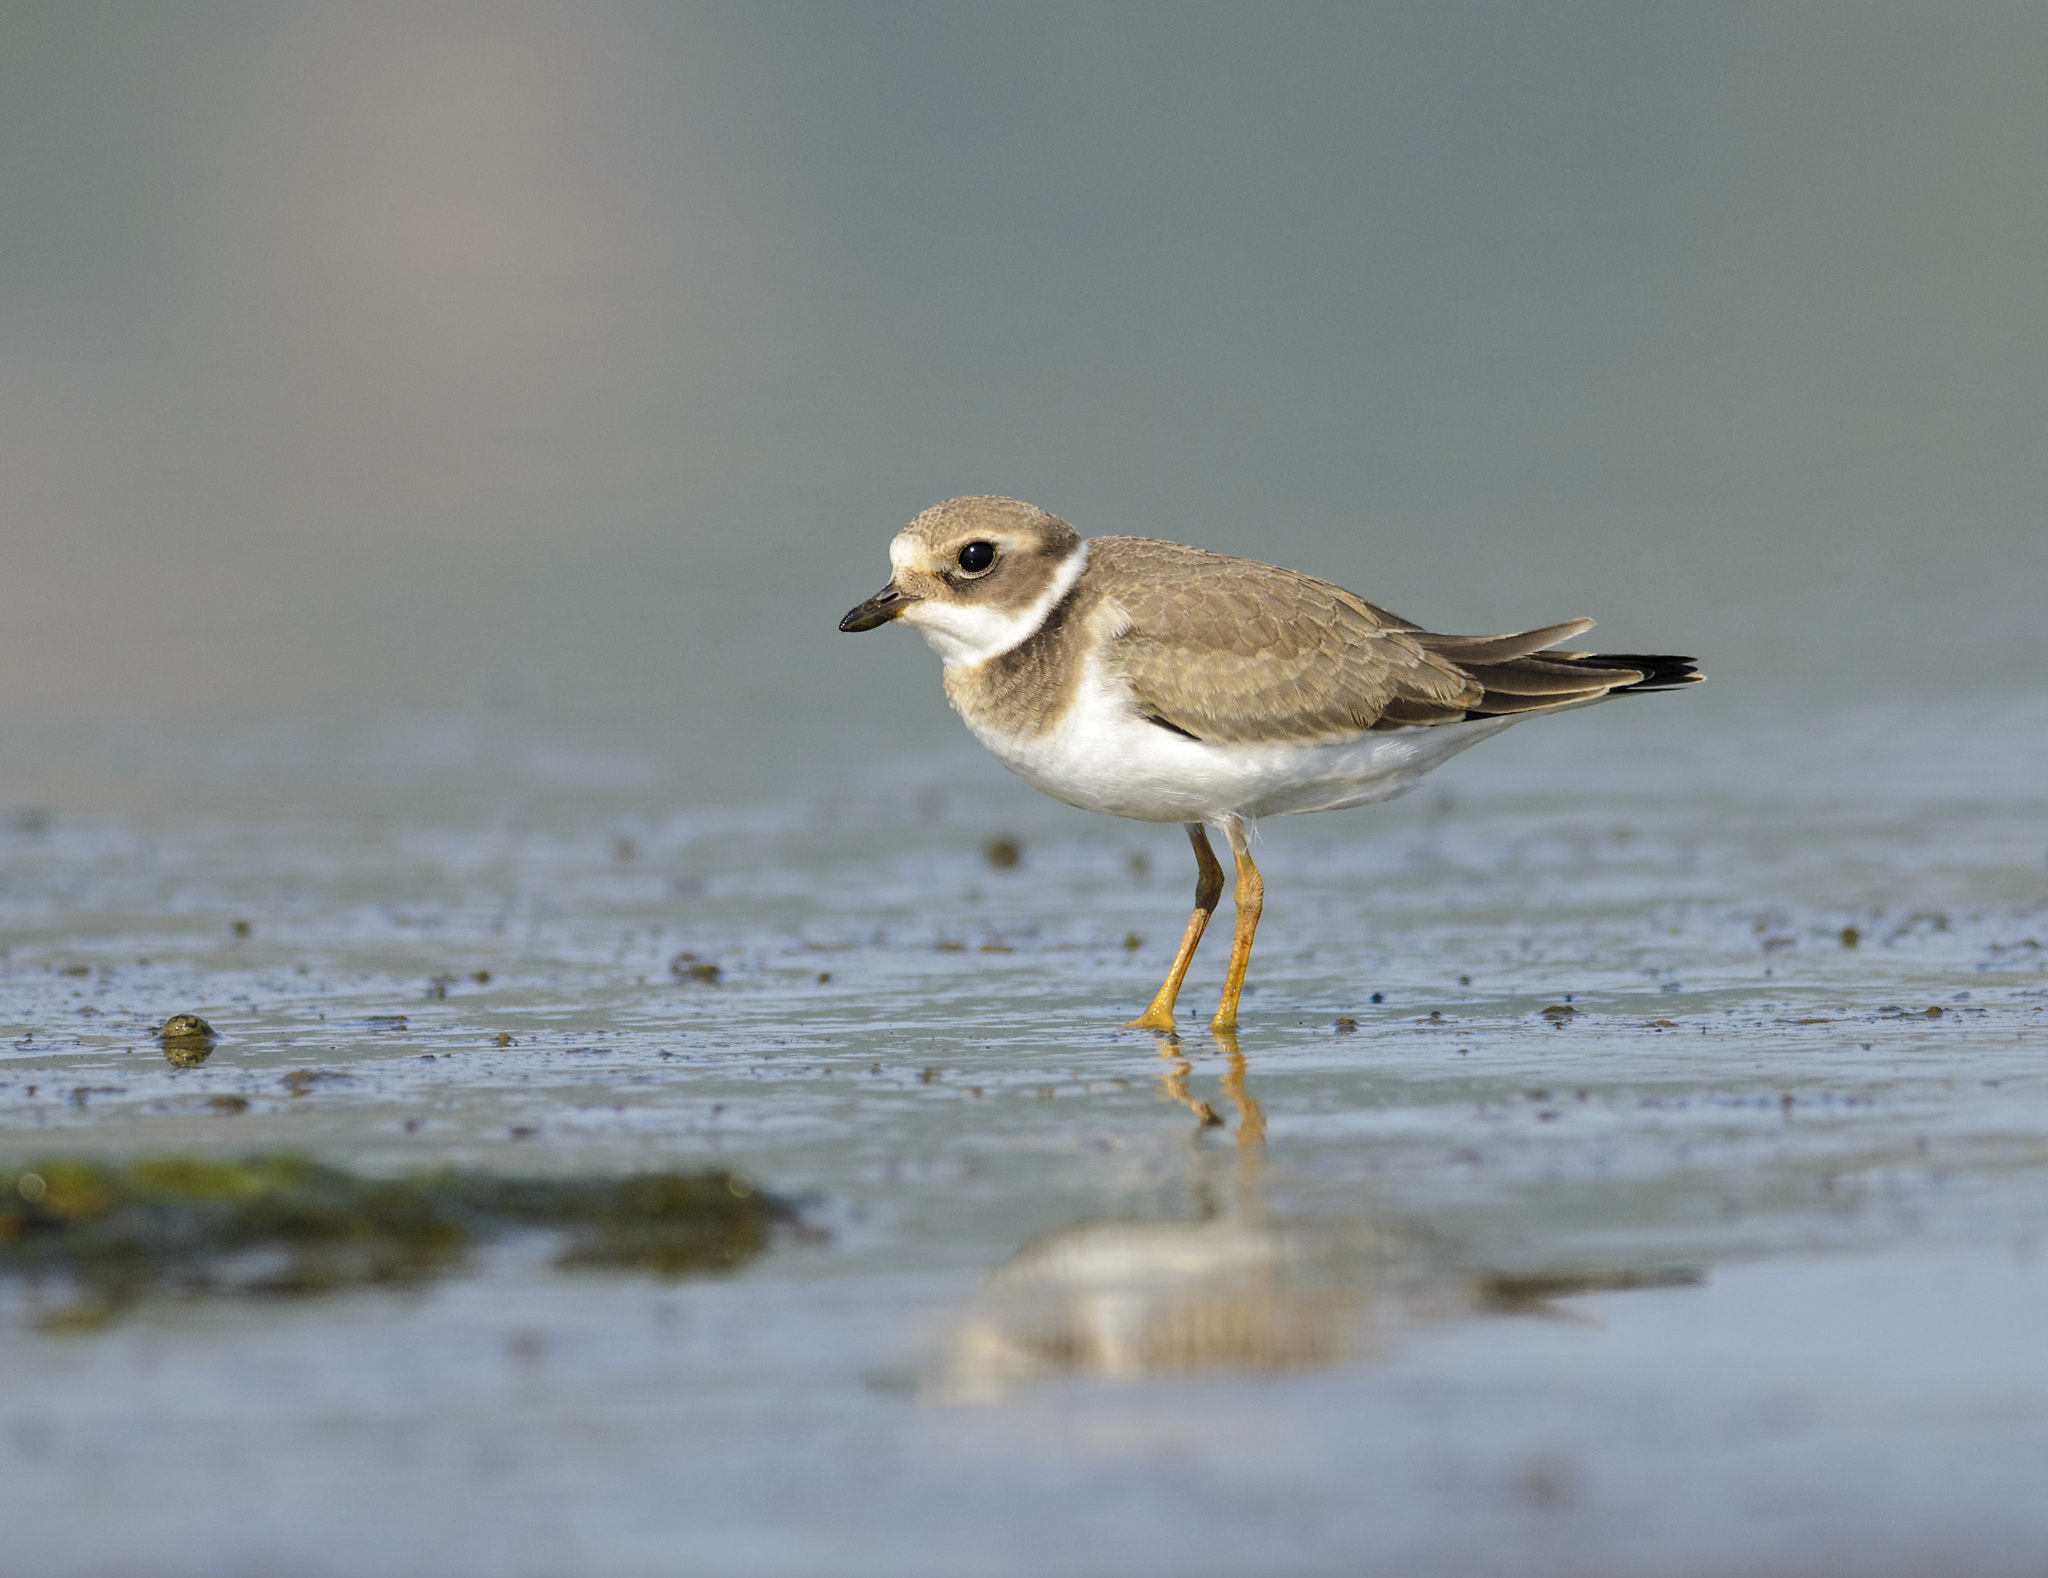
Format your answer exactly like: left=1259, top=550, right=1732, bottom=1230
left=3, top=695, right=2047, bottom=1576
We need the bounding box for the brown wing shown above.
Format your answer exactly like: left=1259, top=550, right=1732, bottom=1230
left=1091, top=537, right=1479, bottom=743
left=1090, top=537, right=1698, bottom=744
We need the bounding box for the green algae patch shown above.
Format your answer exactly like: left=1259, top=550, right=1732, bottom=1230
left=158, top=1013, right=219, bottom=1068
left=1, top=1155, right=788, bottom=1330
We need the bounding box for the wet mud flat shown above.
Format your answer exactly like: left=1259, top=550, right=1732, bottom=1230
left=1, top=702, right=2046, bottom=1576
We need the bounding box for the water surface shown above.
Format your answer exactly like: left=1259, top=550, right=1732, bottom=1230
left=3, top=695, right=2046, bottom=1576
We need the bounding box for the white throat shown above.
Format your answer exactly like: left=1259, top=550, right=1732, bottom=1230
left=901, top=541, right=1090, bottom=669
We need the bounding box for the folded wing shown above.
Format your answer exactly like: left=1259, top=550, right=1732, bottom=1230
left=1092, top=537, right=1699, bottom=745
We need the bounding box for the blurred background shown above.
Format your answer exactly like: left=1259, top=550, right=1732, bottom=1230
left=2, top=1, right=2042, bottom=805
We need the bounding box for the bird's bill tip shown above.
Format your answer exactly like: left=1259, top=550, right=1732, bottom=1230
left=839, top=583, right=917, bottom=632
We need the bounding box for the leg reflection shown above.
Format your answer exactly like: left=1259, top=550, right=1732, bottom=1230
left=1214, top=1029, right=1266, bottom=1151
left=1155, top=1037, right=1223, bottom=1129
left=1151, top=1029, right=1264, bottom=1148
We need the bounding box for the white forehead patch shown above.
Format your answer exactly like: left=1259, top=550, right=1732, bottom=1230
left=888, top=532, right=927, bottom=575
left=900, top=541, right=1090, bottom=669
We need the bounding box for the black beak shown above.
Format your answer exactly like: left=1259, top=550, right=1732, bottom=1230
left=839, top=582, right=916, bottom=632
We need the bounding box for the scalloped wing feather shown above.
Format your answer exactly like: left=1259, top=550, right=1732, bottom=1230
left=1090, top=538, right=1482, bottom=745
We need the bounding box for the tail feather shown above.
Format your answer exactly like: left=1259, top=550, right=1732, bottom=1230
left=1465, top=685, right=1616, bottom=717
left=1376, top=617, right=1702, bottom=731
left=1461, top=648, right=1702, bottom=720
left=1552, top=652, right=1704, bottom=693
left=1461, top=658, right=1644, bottom=697
left=1414, top=619, right=1594, bottom=666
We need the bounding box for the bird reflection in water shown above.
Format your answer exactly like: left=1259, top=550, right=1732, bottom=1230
left=932, top=1035, right=1697, bottom=1401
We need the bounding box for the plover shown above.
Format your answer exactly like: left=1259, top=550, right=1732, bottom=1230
left=840, top=496, right=1700, bottom=1033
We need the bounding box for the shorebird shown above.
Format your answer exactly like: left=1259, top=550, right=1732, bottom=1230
left=840, top=496, right=1700, bottom=1033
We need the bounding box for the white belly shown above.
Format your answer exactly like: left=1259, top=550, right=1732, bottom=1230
left=956, top=660, right=1524, bottom=823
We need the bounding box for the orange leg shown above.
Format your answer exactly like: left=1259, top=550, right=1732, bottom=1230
left=1210, top=817, right=1263, bottom=1034
left=1125, top=824, right=1226, bottom=1031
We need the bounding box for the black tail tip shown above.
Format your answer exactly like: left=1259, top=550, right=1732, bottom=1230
left=1581, top=653, right=1703, bottom=691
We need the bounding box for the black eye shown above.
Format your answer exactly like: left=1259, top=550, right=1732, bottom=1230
left=957, top=541, right=996, bottom=574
